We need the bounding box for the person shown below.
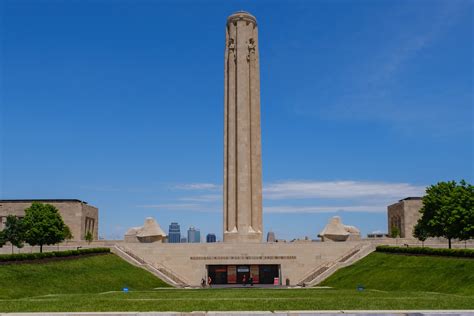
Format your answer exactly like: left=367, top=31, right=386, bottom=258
left=242, top=274, right=247, bottom=286
left=249, top=275, right=254, bottom=286
left=207, top=276, right=212, bottom=288
left=201, top=278, right=206, bottom=288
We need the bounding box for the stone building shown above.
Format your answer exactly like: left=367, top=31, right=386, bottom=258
left=387, top=197, right=423, bottom=238
left=0, top=199, right=98, bottom=241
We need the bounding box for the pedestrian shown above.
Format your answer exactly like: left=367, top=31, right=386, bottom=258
left=242, top=274, right=247, bottom=286
left=201, top=278, right=206, bottom=288
left=249, top=275, right=254, bottom=286
left=208, top=276, right=212, bottom=288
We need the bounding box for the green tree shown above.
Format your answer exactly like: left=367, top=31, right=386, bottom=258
left=63, top=225, right=73, bottom=241
left=85, top=231, right=93, bottom=244
left=390, top=226, right=400, bottom=238
left=417, top=180, right=473, bottom=249
left=23, top=202, right=67, bottom=253
left=413, top=222, right=428, bottom=247
left=3, top=215, right=26, bottom=254
left=0, top=230, right=6, bottom=248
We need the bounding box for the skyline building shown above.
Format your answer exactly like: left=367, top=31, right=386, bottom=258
left=187, top=226, right=201, bottom=243
left=267, top=231, right=275, bottom=243
left=168, top=222, right=181, bottom=243
left=206, top=233, right=217, bottom=243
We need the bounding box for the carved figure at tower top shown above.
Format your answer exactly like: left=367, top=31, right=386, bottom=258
left=223, top=11, right=262, bottom=243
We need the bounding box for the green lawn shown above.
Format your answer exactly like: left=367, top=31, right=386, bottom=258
left=0, top=252, right=473, bottom=312
left=321, top=252, right=474, bottom=295
left=0, top=253, right=169, bottom=300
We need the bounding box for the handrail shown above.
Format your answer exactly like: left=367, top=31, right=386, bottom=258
left=297, top=243, right=371, bottom=286
left=304, top=243, right=375, bottom=286
left=113, top=245, right=188, bottom=287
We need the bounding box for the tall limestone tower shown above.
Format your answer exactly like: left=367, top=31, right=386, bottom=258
left=223, top=11, right=263, bottom=243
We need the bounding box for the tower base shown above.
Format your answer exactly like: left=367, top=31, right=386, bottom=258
left=223, top=230, right=262, bottom=243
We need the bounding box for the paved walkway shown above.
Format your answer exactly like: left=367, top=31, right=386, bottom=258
left=2, top=311, right=474, bottom=316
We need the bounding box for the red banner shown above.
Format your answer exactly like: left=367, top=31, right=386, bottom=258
left=227, top=265, right=236, bottom=283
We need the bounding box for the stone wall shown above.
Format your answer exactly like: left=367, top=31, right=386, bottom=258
left=387, top=198, right=422, bottom=238
left=121, top=241, right=364, bottom=286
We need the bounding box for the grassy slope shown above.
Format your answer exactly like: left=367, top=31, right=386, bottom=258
left=0, top=252, right=473, bottom=312
left=0, top=253, right=170, bottom=299
left=320, top=252, right=474, bottom=295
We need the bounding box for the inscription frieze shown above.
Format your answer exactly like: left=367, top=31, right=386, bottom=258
left=190, top=255, right=296, bottom=260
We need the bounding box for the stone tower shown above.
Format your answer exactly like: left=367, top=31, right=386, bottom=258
left=223, top=11, right=262, bottom=243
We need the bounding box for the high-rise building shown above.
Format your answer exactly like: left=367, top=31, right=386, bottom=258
left=187, top=226, right=201, bottom=243
left=206, top=233, right=217, bottom=243
left=266, top=231, right=275, bottom=243
left=168, top=222, right=181, bottom=243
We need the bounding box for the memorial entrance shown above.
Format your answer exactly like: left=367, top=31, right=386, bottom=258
left=207, top=264, right=280, bottom=285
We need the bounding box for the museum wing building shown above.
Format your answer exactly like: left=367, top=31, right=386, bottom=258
left=0, top=199, right=99, bottom=241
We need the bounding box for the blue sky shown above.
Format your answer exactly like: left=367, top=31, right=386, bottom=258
left=1, top=0, right=472, bottom=241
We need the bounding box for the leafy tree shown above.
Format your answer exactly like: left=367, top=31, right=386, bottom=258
left=0, top=230, right=6, bottom=248
left=23, top=202, right=67, bottom=253
left=390, top=226, right=400, bottom=238
left=85, top=231, right=93, bottom=244
left=417, top=180, right=473, bottom=249
left=3, top=215, right=26, bottom=254
left=413, top=222, right=428, bottom=247
left=63, top=225, right=73, bottom=241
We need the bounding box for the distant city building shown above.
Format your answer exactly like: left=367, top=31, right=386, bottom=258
left=168, top=222, right=181, bottom=243
left=206, top=233, right=217, bottom=243
left=266, top=231, right=276, bottom=242
left=387, top=197, right=423, bottom=238
left=367, top=231, right=388, bottom=238
left=187, top=226, right=201, bottom=243
left=180, top=237, right=187, bottom=243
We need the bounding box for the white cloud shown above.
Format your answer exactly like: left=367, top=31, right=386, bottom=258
left=137, top=203, right=199, bottom=209
left=137, top=203, right=219, bottom=212
left=179, top=194, right=221, bottom=202
left=174, top=183, right=222, bottom=191
left=264, top=205, right=385, bottom=214
left=152, top=180, right=425, bottom=215
left=263, top=180, right=425, bottom=200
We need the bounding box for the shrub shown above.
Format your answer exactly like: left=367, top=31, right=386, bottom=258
left=376, top=245, right=474, bottom=258
left=0, top=247, right=110, bottom=262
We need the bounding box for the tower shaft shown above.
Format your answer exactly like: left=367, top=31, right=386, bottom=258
left=223, top=12, right=262, bottom=243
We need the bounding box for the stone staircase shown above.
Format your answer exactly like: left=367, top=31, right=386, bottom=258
left=297, top=243, right=375, bottom=287
left=112, top=245, right=188, bottom=287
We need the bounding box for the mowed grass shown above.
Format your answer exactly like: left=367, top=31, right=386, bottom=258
left=321, top=252, right=474, bottom=295
left=0, top=252, right=473, bottom=312
left=1, top=288, right=473, bottom=312
left=0, top=254, right=169, bottom=299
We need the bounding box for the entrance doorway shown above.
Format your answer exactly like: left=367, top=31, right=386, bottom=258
left=207, top=264, right=280, bottom=285
left=259, top=265, right=280, bottom=284
left=208, top=265, right=227, bottom=284
left=236, top=265, right=250, bottom=284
